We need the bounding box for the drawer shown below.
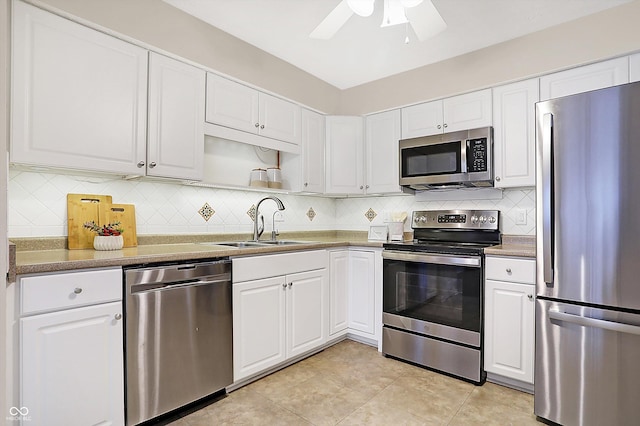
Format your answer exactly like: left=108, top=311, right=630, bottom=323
left=233, top=250, right=327, bottom=282
left=485, top=256, right=535, bottom=284
left=20, top=268, right=122, bottom=315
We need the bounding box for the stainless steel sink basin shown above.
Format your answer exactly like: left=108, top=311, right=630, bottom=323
left=258, top=240, right=310, bottom=245
left=202, top=241, right=265, bottom=248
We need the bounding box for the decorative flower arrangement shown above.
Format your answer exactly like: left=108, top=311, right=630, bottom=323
left=83, top=221, right=124, bottom=236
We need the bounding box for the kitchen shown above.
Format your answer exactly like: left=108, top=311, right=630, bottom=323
left=2, top=0, right=640, bottom=425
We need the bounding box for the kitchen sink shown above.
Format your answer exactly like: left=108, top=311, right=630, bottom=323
left=257, top=240, right=311, bottom=245
left=201, top=240, right=312, bottom=248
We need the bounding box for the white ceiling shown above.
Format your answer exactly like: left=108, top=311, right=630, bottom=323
left=163, top=0, right=631, bottom=89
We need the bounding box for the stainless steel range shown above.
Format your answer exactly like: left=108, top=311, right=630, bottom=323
left=382, top=209, right=500, bottom=384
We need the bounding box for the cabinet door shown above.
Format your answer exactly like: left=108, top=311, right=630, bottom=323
left=21, top=302, right=124, bottom=426
left=147, top=52, right=205, bottom=180
left=630, top=53, right=640, bottom=83
left=492, top=79, right=539, bottom=188
left=540, top=57, right=629, bottom=101
left=348, top=250, right=375, bottom=335
left=443, top=89, right=492, bottom=132
left=205, top=73, right=259, bottom=134
left=365, top=110, right=402, bottom=194
left=301, top=109, right=325, bottom=193
left=325, top=116, right=364, bottom=194
left=286, top=269, right=327, bottom=358
left=233, top=276, right=286, bottom=381
left=259, top=93, right=301, bottom=145
left=11, top=1, right=147, bottom=175
left=400, top=100, right=443, bottom=138
left=328, top=251, right=349, bottom=336
left=484, top=280, right=535, bottom=384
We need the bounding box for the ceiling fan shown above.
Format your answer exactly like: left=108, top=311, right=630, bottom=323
left=310, top=0, right=446, bottom=42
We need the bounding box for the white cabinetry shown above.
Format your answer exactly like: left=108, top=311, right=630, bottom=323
left=630, top=53, right=640, bottom=83
left=348, top=250, right=376, bottom=336
left=328, top=250, right=349, bottom=337
left=365, top=110, right=402, bottom=194
left=401, top=89, right=492, bottom=139
left=484, top=256, right=535, bottom=388
left=325, top=116, right=364, bottom=194
left=205, top=73, right=301, bottom=149
left=232, top=251, right=327, bottom=382
left=540, top=57, right=629, bottom=101
left=281, top=109, right=325, bottom=193
left=492, top=79, right=539, bottom=188
left=11, top=1, right=148, bottom=175
left=18, top=268, right=124, bottom=426
left=147, top=52, right=205, bottom=180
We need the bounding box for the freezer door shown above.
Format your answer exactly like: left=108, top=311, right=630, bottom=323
left=535, top=299, right=640, bottom=426
left=536, top=81, right=640, bottom=310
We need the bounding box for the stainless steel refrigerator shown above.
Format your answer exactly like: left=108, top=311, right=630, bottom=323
left=535, top=81, right=640, bottom=425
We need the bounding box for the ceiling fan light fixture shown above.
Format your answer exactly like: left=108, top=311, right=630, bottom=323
left=381, top=0, right=408, bottom=27
left=347, top=0, right=375, bottom=17
left=400, top=0, right=424, bottom=8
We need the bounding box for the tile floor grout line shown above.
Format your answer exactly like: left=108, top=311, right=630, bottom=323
left=445, top=385, right=476, bottom=425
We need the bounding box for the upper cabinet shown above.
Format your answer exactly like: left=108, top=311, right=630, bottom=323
left=11, top=1, right=148, bottom=175
left=205, top=73, right=301, bottom=150
left=301, top=109, right=326, bottom=193
left=365, top=110, right=402, bottom=194
left=492, top=78, right=539, bottom=188
left=147, top=53, right=205, bottom=181
left=540, top=57, right=629, bottom=101
left=325, top=116, right=364, bottom=194
left=630, top=53, right=640, bottom=83
left=401, top=89, right=492, bottom=139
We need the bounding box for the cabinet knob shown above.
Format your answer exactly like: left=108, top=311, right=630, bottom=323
left=506, top=268, right=512, bottom=274
left=260, top=124, right=265, bottom=129
left=304, top=182, right=308, bottom=187
left=443, top=123, right=448, bottom=128
left=495, top=176, right=501, bottom=182
left=282, top=283, right=287, bottom=289
left=114, top=313, right=123, bottom=320
left=73, top=287, right=83, bottom=294
left=360, top=185, right=364, bottom=190
left=288, top=282, right=293, bottom=288
left=255, top=123, right=260, bottom=128
left=149, top=162, right=157, bottom=168
left=528, top=294, right=533, bottom=301
left=137, top=161, right=145, bottom=168
left=366, top=185, right=370, bottom=189
left=437, top=125, right=442, bottom=129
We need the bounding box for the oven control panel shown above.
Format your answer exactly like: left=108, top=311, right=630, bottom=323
left=412, top=209, right=499, bottom=230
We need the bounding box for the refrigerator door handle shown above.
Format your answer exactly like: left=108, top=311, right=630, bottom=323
left=549, top=310, right=640, bottom=336
left=542, top=113, right=554, bottom=285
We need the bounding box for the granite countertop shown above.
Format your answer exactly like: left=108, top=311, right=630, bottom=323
left=10, top=231, right=387, bottom=278
left=484, top=235, right=536, bottom=258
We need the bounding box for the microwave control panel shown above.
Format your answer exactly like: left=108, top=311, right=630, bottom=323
left=467, top=138, right=488, bottom=172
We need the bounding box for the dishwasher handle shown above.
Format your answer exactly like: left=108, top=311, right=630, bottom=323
left=129, top=274, right=230, bottom=294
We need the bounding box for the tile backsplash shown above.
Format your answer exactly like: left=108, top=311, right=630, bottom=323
left=7, top=169, right=535, bottom=238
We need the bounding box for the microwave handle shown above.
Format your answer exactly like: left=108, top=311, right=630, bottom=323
left=461, top=140, right=468, bottom=173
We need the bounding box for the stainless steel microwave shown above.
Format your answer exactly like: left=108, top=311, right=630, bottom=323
left=399, top=127, right=493, bottom=190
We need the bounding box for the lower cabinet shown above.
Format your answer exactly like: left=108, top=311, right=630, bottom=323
left=17, top=268, right=124, bottom=426
left=484, top=256, right=535, bottom=387
left=232, top=251, right=328, bottom=382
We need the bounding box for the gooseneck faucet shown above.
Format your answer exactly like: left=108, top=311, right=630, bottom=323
left=253, top=196, right=285, bottom=241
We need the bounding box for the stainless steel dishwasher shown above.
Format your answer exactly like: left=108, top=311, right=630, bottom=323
left=124, top=259, right=232, bottom=425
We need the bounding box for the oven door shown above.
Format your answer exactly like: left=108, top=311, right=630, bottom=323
left=382, top=250, right=483, bottom=347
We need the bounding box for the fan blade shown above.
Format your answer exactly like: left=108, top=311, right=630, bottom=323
left=406, top=0, right=446, bottom=41
left=310, top=0, right=354, bottom=39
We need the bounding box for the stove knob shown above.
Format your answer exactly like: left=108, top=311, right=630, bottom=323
left=489, top=216, right=496, bottom=224
left=471, top=215, right=478, bottom=224
left=479, top=216, right=487, bottom=224
left=419, top=216, right=427, bottom=223
left=414, top=216, right=420, bottom=224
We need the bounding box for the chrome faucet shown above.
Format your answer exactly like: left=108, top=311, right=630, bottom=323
left=253, top=196, right=285, bottom=241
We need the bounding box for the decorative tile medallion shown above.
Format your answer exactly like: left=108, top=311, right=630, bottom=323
left=198, top=202, right=215, bottom=222
left=365, top=208, right=377, bottom=222
left=306, top=207, right=316, bottom=222
left=247, top=204, right=257, bottom=222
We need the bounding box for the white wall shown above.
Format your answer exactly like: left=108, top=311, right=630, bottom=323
left=1, top=0, right=9, bottom=415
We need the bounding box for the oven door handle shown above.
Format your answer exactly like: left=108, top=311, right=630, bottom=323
left=382, top=250, right=481, bottom=267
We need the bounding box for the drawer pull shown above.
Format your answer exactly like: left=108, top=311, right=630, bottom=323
left=528, top=294, right=533, bottom=301
left=506, top=268, right=512, bottom=274
left=73, top=287, right=83, bottom=294
left=114, top=313, right=122, bottom=320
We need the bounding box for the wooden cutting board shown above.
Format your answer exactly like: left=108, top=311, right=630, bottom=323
left=67, top=193, right=113, bottom=249
left=104, top=203, right=138, bottom=247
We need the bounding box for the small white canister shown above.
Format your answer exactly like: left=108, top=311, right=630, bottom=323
left=250, top=168, right=268, bottom=187
left=267, top=167, right=282, bottom=189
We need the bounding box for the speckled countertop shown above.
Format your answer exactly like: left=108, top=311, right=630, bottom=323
left=484, top=235, right=536, bottom=258
left=9, top=231, right=388, bottom=279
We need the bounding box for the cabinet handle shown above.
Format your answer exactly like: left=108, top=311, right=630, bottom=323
left=149, top=162, right=157, bottom=168
left=288, top=282, right=293, bottom=288
left=73, top=287, right=83, bottom=294
left=255, top=123, right=260, bottom=128
left=114, top=313, right=123, bottom=320
left=495, top=176, right=501, bottom=182
left=506, top=268, right=512, bottom=274
left=137, top=161, right=145, bottom=168
left=527, top=294, right=533, bottom=301
left=260, top=124, right=265, bottom=129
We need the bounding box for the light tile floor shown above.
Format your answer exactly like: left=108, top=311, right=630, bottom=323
left=171, top=340, right=538, bottom=425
